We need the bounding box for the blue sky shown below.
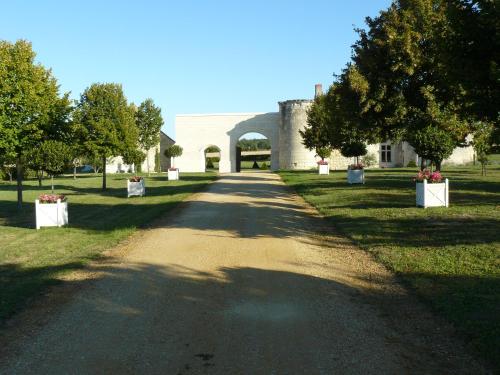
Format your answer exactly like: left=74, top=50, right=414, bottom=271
left=1, top=0, right=392, bottom=139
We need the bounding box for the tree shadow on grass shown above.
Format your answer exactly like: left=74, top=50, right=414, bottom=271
left=0, top=262, right=491, bottom=373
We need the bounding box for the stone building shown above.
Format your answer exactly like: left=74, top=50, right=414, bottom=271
left=174, top=84, right=474, bottom=173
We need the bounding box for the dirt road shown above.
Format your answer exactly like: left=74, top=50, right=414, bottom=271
left=0, top=173, right=485, bottom=374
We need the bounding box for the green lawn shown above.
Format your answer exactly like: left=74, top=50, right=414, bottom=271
left=0, top=172, right=217, bottom=321
left=279, top=165, right=500, bottom=368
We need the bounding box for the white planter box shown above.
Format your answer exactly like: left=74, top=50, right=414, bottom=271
left=127, top=179, right=145, bottom=197
left=35, top=199, right=68, bottom=230
left=347, top=169, right=365, bottom=184
left=168, top=169, right=179, bottom=180
left=416, top=179, right=449, bottom=208
left=318, top=164, right=329, bottom=175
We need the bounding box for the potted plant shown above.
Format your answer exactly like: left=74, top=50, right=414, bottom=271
left=316, top=147, right=331, bottom=175
left=341, top=141, right=367, bottom=184
left=414, top=169, right=449, bottom=208
left=35, top=194, right=68, bottom=229
left=127, top=176, right=145, bottom=197
left=347, top=163, right=365, bottom=184
left=164, top=145, right=183, bottom=181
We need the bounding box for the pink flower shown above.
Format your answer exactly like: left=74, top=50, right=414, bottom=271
left=129, top=176, right=143, bottom=182
left=317, top=160, right=328, bottom=165
left=38, top=194, right=66, bottom=204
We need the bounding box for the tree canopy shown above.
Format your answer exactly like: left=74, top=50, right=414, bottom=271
left=0, top=40, right=71, bottom=207
left=73, top=83, right=137, bottom=189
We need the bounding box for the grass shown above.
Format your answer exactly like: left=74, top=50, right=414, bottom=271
left=0, top=172, right=217, bottom=322
left=279, top=164, right=500, bottom=368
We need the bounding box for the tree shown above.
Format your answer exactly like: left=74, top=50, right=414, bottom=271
left=164, top=145, right=183, bottom=169
left=135, top=99, right=164, bottom=176
left=340, top=141, right=367, bottom=165
left=122, top=148, right=146, bottom=172
left=0, top=40, right=68, bottom=209
left=406, top=126, right=456, bottom=171
left=300, top=94, right=334, bottom=152
left=472, top=122, right=494, bottom=176
left=73, top=83, right=137, bottom=190
left=316, top=146, right=332, bottom=161
left=28, top=141, right=72, bottom=192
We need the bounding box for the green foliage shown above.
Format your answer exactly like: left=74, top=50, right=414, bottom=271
left=300, top=95, right=333, bottom=151
left=340, top=141, right=367, bottom=159
left=260, top=162, right=268, bottom=170
left=406, top=160, right=418, bottom=168
left=135, top=99, right=163, bottom=151
left=206, top=158, right=214, bottom=169
left=73, top=83, right=137, bottom=188
left=407, top=126, right=456, bottom=170
left=164, top=145, right=183, bottom=158
left=0, top=40, right=70, bottom=206
left=316, top=146, right=332, bottom=160
left=155, top=150, right=161, bottom=173
left=122, top=148, right=146, bottom=167
left=237, top=138, right=270, bottom=151
left=472, top=122, right=495, bottom=176
left=361, top=152, right=377, bottom=167
left=28, top=140, right=72, bottom=176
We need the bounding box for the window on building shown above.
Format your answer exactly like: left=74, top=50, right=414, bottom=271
left=381, top=144, right=392, bottom=163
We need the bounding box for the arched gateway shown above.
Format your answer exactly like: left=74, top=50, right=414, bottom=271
left=174, top=98, right=319, bottom=173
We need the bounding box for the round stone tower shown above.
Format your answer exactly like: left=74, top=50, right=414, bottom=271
left=278, top=99, right=318, bottom=170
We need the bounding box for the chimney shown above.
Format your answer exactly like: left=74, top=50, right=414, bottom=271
left=314, top=83, right=323, bottom=98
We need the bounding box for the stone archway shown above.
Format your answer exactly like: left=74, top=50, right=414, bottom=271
left=175, top=113, right=279, bottom=173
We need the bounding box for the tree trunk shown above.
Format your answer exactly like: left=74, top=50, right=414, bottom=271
left=435, top=160, right=442, bottom=172
left=420, top=158, right=426, bottom=171
left=16, top=158, right=23, bottom=210
left=73, top=165, right=77, bottom=180
left=51, top=175, right=54, bottom=193
left=102, top=155, right=107, bottom=190
left=8, top=171, right=12, bottom=183
left=147, top=151, right=150, bottom=177
left=38, top=170, right=42, bottom=187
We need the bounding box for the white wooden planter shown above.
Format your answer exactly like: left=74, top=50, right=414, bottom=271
left=347, top=169, right=365, bottom=184
left=127, top=179, right=145, bottom=197
left=35, top=199, right=68, bottom=230
left=318, top=164, right=329, bottom=175
left=416, top=179, right=449, bottom=208
left=168, top=169, right=179, bottom=180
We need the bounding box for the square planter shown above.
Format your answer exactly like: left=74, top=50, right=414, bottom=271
left=35, top=199, right=68, bottom=230
left=168, top=169, right=179, bottom=180
left=347, top=169, right=365, bottom=184
left=127, top=179, right=145, bottom=197
left=318, top=164, right=329, bottom=175
left=416, top=179, right=449, bottom=208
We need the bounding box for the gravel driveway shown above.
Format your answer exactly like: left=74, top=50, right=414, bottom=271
left=0, top=172, right=486, bottom=374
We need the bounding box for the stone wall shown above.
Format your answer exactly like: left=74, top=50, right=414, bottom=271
left=175, top=113, right=280, bottom=173
left=278, top=100, right=318, bottom=170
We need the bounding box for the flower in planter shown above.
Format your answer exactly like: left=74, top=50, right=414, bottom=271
left=317, top=160, right=328, bottom=165
left=168, top=167, right=179, bottom=171
left=38, top=194, right=66, bottom=204
left=414, top=169, right=443, bottom=183
left=348, top=163, right=364, bottom=170
left=129, top=176, right=143, bottom=182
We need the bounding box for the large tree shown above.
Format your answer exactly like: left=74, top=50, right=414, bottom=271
left=135, top=98, right=164, bottom=176
left=73, top=83, right=137, bottom=190
left=0, top=40, right=69, bottom=209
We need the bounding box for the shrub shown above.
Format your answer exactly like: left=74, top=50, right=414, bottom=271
left=260, top=162, right=268, bottom=170
left=361, top=153, right=377, bottom=167
left=407, top=160, right=417, bottom=168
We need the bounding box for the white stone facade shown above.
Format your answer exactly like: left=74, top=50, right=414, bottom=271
left=106, top=146, right=160, bottom=174
left=174, top=91, right=475, bottom=173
